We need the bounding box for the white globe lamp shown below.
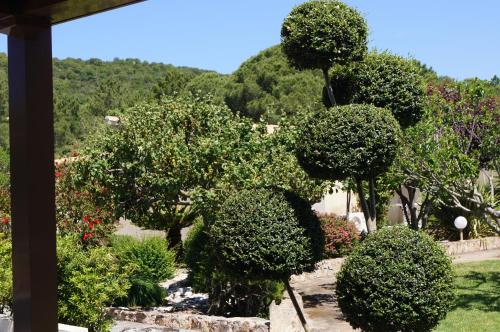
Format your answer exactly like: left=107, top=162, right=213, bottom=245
left=454, top=216, right=467, bottom=241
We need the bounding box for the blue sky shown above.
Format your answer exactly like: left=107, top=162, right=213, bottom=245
left=1, top=0, right=499, bottom=79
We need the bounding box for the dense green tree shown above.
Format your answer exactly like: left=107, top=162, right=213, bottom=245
left=296, top=104, right=401, bottom=232
left=281, top=0, right=368, bottom=106
left=184, top=72, right=230, bottom=105
left=212, top=188, right=323, bottom=331
left=389, top=80, right=500, bottom=233
left=330, top=51, right=426, bottom=128
left=72, top=95, right=324, bottom=250
left=224, top=45, right=324, bottom=122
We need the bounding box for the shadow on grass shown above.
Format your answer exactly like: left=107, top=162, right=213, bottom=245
left=453, top=270, right=500, bottom=312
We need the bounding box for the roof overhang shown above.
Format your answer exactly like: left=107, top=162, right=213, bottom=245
left=0, top=0, right=145, bottom=33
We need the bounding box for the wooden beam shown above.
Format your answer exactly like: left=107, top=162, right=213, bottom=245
left=8, top=18, right=58, bottom=332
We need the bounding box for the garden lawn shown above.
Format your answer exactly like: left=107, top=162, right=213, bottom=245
left=434, top=260, right=500, bottom=332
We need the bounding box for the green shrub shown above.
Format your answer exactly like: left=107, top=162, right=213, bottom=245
left=281, top=0, right=368, bottom=70
left=211, top=188, right=323, bottom=280
left=0, top=233, right=12, bottom=314
left=330, top=51, right=425, bottom=128
left=296, top=104, right=401, bottom=181
left=57, top=235, right=130, bottom=332
left=184, top=219, right=284, bottom=317
left=319, top=214, right=359, bottom=257
left=336, top=226, right=455, bottom=332
left=55, top=161, right=116, bottom=247
left=183, top=218, right=213, bottom=292
left=112, top=236, right=175, bottom=307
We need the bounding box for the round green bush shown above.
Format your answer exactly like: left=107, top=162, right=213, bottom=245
left=211, top=188, right=323, bottom=280
left=281, top=0, right=368, bottom=70
left=330, top=51, right=426, bottom=127
left=184, top=218, right=285, bottom=317
left=336, top=226, right=455, bottom=332
left=296, top=104, right=401, bottom=181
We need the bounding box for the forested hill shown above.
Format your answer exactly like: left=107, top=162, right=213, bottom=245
left=0, top=53, right=211, bottom=154
left=0, top=47, right=496, bottom=157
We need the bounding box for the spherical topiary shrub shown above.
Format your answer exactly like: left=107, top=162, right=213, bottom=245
left=336, top=226, right=455, bottom=332
left=330, top=51, right=426, bottom=127
left=296, top=104, right=401, bottom=181
left=211, top=188, right=323, bottom=280
left=281, top=0, right=368, bottom=70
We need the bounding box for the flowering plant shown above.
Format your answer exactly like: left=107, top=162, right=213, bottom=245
left=55, top=160, right=116, bottom=247
left=319, top=213, right=360, bottom=257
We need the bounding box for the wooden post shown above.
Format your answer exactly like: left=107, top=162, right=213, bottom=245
left=7, top=18, right=58, bottom=332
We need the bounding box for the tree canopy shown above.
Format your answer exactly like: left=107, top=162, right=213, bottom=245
left=330, top=51, right=426, bottom=128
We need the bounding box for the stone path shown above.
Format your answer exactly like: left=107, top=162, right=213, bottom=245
left=291, top=276, right=355, bottom=332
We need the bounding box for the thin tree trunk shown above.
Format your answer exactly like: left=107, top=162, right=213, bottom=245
left=346, top=190, right=351, bottom=220
left=284, top=279, right=310, bottom=332
left=368, top=176, right=377, bottom=226
left=322, top=68, right=337, bottom=107
left=356, top=179, right=376, bottom=233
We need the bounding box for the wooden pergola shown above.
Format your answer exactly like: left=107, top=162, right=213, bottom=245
left=0, top=1, right=144, bottom=331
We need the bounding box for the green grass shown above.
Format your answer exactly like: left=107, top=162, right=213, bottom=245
left=434, top=260, right=500, bottom=332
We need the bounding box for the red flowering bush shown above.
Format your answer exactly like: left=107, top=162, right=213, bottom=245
left=0, top=188, right=10, bottom=235
left=55, top=160, right=116, bottom=247
left=319, top=214, right=360, bottom=258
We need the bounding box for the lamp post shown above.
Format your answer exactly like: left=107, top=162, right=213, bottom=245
left=454, top=216, right=467, bottom=241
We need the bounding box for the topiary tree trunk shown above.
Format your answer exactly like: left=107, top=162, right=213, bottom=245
left=322, top=68, right=337, bottom=107
left=356, top=177, right=377, bottom=233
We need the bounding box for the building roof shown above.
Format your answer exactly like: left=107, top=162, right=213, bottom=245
left=0, top=0, right=144, bottom=32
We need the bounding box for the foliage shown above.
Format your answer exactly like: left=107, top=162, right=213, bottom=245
left=184, top=72, right=230, bottom=106
left=336, top=226, right=455, bottom=332
left=318, top=214, right=360, bottom=257
left=183, top=218, right=284, bottom=317
left=112, top=236, right=175, bottom=307
left=281, top=0, right=368, bottom=71
left=225, top=45, right=324, bottom=122
left=211, top=188, right=323, bottom=280
left=55, top=160, right=116, bottom=246
left=112, top=236, right=175, bottom=283
left=434, top=260, right=500, bottom=332
left=0, top=233, right=12, bottom=314
left=0, top=53, right=208, bottom=154
left=389, top=79, right=500, bottom=233
left=330, top=51, right=426, bottom=128
left=73, top=95, right=324, bottom=249
left=57, top=235, right=130, bottom=332
left=296, top=104, right=401, bottom=181
left=0, top=147, right=8, bottom=189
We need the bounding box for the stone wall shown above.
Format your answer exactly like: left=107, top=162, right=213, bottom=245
left=290, top=258, right=345, bottom=283
left=440, top=237, right=500, bottom=256
left=269, top=290, right=303, bottom=332
left=107, top=308, right=269, bottom=332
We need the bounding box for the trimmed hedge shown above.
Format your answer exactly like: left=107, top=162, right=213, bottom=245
left=296, top=104, right=401, bottom=181
left=211, top=188, right=323, bottom=280
left=330, top=51, right=426, bottom=127
left=336, top=226, right=455, bottom=332
left=183, top=218, right=285, bottom=317
left=281, top=0, right=368, bottom=70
